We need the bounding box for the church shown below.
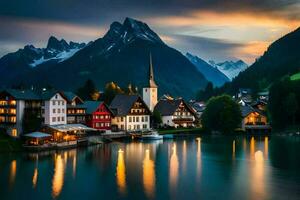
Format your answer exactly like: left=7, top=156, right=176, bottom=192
left=142, top=54, right=197, bottom=128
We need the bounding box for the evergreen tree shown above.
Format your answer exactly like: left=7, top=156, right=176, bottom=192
left=202, top=95, right=242, bottom=133
left=77, top=79, right=99, bottom=101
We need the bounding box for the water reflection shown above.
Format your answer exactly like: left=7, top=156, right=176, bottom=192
left=196, top=137, right=201, bottom=180
left=232, top=140, right=236, bottom=160
left=9, top=160, right=17, bottom=188
left=252, top=150, right=266, bottom=198
left=169, top=143, right=178, bottom=191
left=52, top=154, right=65, bottom=198
left=264, top=137, right=268, bottom=159
left=32, top=168, right=38, bottom=189
left=143, top=149, right=155, bottom=199
left=182, top=140, right=187, bottom=174
left=116, top=149, right=126, bottom=195
left=250, top=137, right=255, bottom=159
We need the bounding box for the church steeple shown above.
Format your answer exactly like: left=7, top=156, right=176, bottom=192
left=148, top=53, right=157, bottom=88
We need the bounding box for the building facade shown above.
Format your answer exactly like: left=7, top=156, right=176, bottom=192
left=63, top=92, right=86, bottom=124
left=84, top=101, right=113, bottom=130
left=110, top=95, right=151, bottom=131
left=42, top=92, right=67, bottom=125
left=154, top=99, right=197, bottom=128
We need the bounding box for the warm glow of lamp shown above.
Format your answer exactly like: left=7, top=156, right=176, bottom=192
left=52, top=154, right=65, bottom=198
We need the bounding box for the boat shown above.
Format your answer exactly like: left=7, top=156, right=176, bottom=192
left=141, top=131, right=163, bottom=140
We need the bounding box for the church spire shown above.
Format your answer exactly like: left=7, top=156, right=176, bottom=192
left=148, top=52, right=157, bottom=88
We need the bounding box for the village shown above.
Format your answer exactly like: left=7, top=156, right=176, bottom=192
left=0, top=55, right=271, bottom=151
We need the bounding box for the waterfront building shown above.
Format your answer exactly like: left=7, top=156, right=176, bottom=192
left=143, top=54, right=158, bottom=112
left=110, top=94, right=151, bottom=131
left=41, top=91, right=67, bottom=126
left=240, top=105, right=271, bottom=132
left=0, top=89, right=42, bottom=137
left=154, top=98, right=197, bottom=128
left=63, top=92, right=86, bottom=124
left=83, top=101, right=113, bottom=130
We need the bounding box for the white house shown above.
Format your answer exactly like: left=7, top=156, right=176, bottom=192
left=41, top=91, right=67, bottom=125
left=110, top=94, right=151, bottom=131
left=154, top=98, right=197, bottom=128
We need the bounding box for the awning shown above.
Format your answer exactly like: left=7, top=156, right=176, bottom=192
left=25, top=132, right=52, bottom=138
left=48, top=124, right=97, bottom=132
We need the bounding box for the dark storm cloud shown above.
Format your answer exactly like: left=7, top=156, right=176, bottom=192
left=1, top=0, right=300, bottom=25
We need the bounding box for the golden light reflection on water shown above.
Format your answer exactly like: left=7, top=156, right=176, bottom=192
left=143, top=149, right=155, bottom=199
left=9, top=160, right=17, bottom=188
left=196, top=137, right=202, bottom=179
left=116, top=149, right=126, bottom=195
left=264, top=137, right=269, bottom=158
left=250, top=137, right=255, bottom=159
left=32, top=168, right=38, bottom=189
left=232, top=140, right=236, bottom=160
left=169, top=143, right=178, bottom=190
left=252, top=150, right=266, bottom=198
left=52, top=154, right=65, bottom=199
left=182, top=140, right=187, bottom=174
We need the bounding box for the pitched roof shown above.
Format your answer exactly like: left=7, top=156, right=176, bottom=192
left=110, top=94, right=149, bottom=116
left=62, top=91, right=83, bottom=104
left=154, top=99, right=196, bottom=116
left=240, top=105, right=265, bottom=117
left=3, top=89, right=41, bottom=100
left=82, top=101, right=103, bottom=114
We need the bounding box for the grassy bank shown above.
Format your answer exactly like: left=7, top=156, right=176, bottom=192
left=0, top=134, right=23, bottom=153
left=158, top=127, right=203, bottom=134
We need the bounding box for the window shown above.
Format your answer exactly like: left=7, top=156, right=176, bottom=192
left=145, top=116, right=148, bottom=122
left=129, top=117, right=132, bottom=122
left=57, top=117, right=60, bottom=122
left=136, top=117, right=139, bottom=122
left=128, top=125, right=131, bottom=130
left=53, top=109, right=56, bottom=113
left=137, top=125, right=140, bottom=130
left=141, top=116, right=144, bottom=122
left=62, top=109, right=65, bottom=113
left=52, top=117, right=56, bottom=122
left=61, top=117, right=65, bottom=121
left=62, top=101, right=65, bottom=105
left=58, top=101, right=60, bottom=105
left=55, top=95, right=58, bottom=99
left=11, top=129, right=17, bottom=137
left=121, top=117, right=124, bottom=122
left=57, top=109, right=61, bottom=113
left=53, top=101, right=56, bottom=105
left=133, top=117, right=135, bottom=122
left=143, top=124, right=147, bottom=129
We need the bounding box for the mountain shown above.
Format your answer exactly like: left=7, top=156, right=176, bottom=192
left=0, top=17, right=207, bottom=99
left=218, top=26, right=300, bottom=94
left=209, top=60, right=248, bottom=80
left=186, top=53, right=229, bottom=87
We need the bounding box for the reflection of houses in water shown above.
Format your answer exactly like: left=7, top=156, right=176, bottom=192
left=196, top=137, right=202, bottom=180
left=52, top=154, right=66, bottom=199
left=116, top=149, right=126, bottom=195
left=9, top=160, right=17, bottom=188
left=143, top=149, right=155, bottom=199
left=169, top=143, right=179, bottom=191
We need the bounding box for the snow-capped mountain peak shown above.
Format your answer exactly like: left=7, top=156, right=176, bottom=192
left=209, top=59, right=248, bottom=80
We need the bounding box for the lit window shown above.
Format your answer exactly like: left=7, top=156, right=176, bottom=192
left=11, top=129, right=17, bottom=137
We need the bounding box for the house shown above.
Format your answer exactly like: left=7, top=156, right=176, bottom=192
left=154, top=98, right=197, bottom=128
left=83, top=101, right=113, bottom=130
left=40, top=91, right=68, bottom=126
left=0, top=89, right=42, bottom=137
left=251, top=100, right=267, bottom=111
left=110, top=94, right=151, bottom=131
left=63, top=91, right=86, bottom=124
left=240, top=105, right=271, bottom=132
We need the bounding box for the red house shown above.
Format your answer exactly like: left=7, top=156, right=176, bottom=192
left=83, top=101, right=113, bottom=130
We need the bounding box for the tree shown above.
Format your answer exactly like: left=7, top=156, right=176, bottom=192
left=102, top=82, right=124, bottom=104
left=284, top=93, right=298, bottom=125
left=202, top=95, right=242, bottom=133
left=196, top=82, right=214, bottom=101
left=152, top=110, right=162, bottom=127
left=77, top=79, right=99, bottom=101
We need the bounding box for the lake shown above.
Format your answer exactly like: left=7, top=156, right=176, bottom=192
left=0, top=135, right=300, bottom=200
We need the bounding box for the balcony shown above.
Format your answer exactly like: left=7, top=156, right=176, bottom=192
left=173, top=117, right=194, bottom=123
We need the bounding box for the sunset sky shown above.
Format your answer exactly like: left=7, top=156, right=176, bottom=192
left=1, top=0, right=300, bottom=64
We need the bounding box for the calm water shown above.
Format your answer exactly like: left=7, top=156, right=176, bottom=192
left=0, top=135, right=300, bottom=200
